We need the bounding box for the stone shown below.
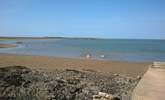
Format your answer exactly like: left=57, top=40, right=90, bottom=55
left=0, top=66, right=138, bottom=100
left=93, top=92, right=116, bottom=100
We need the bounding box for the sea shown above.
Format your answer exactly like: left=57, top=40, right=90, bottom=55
left=0, top=38, right=165, bottom=62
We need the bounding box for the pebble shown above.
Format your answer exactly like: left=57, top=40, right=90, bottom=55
left=0, top=66, right=139, bottom=100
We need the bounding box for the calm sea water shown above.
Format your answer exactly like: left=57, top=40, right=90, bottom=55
left=0, top=39, right=165, bottom=62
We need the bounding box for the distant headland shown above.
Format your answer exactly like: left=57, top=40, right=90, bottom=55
left=0, top=36, right=98, bottom=40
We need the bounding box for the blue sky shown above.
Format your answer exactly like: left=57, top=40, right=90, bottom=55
left=0, top=0, right=165, bottom=39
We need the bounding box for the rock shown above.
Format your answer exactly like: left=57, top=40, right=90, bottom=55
left=137, top=75, right=141, bottom=80
left=113, top=73, right=119, bottom=76
left=93, top=92, right=120, bottom=100
left=0, top=66, right=138, bottom=100
left=0, top=66, right=32, bottom=86
left=66, top=78, right=80, bottom=85
left=65, top=69, right=81, bottom=74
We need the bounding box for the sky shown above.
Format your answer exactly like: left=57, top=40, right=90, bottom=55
left=0, top=0, right=165, bottom=39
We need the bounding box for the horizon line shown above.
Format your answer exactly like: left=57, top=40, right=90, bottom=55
left=0, top=36, right=164, bottom=40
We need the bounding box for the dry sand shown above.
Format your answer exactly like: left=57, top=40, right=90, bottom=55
left=0, top=53, right=151, bottom=77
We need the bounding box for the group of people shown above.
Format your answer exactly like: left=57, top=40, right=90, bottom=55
left=85, top=54, right=105, bottom=59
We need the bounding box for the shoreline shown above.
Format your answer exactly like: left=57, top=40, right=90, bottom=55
left=0, top=43, right=17, bottom=48
left=0, top=36, right=165, bottom=40
left=0, top=53, right=151, bottom=77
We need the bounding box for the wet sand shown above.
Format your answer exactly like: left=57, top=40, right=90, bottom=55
left=0, top=44, right=17, bottom=48
left=0, top=53, right=151, bottom=77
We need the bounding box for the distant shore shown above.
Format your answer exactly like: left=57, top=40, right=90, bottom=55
left=0, top=36, right=98, bottom=40
left=0, top=36, right=164, bottom=40
left=0, top=53, right=151, bottom=77
left=0, top=36, right=63, bottom=40
left=0, top=43, right=17, bottom=48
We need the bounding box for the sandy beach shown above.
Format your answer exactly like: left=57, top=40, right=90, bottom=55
left=0, top=53, right=151, bottom=99
left=0, top=53, right=151, bottom=77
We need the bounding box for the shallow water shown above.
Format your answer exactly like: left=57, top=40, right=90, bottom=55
left=0, top=39, right=165, bottom=62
